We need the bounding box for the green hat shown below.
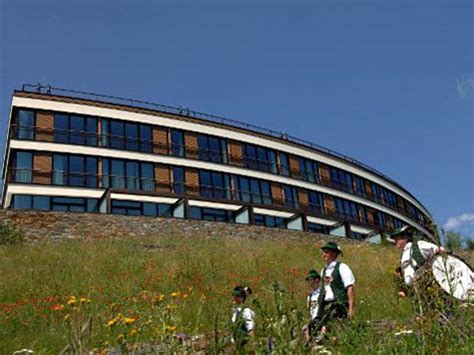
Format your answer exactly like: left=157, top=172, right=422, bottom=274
left=321, top=241, right=342, bottom=254
left=305, top=269, right=321, bottom=281
left=232, top=286, right=252, bottom=298
left=390, top=225, right=413, bottom=240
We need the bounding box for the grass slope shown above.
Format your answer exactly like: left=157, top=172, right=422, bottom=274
left=0, top=230, right=472, bottom=353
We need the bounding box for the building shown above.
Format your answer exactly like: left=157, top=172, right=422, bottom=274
left=1, top=84, right=435, bottom=241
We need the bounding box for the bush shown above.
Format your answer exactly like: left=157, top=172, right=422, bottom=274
left=0, top=224, right=24, bottom=245
left=443, top=231, right=462, bottom=251
left=464, top=237, right=474, bottom=250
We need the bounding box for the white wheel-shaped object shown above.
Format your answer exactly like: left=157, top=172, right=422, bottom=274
left=431, top=254, right=474, bottom=301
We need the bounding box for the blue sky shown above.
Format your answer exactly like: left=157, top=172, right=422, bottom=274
left=0, top=0, right=472, bottom=236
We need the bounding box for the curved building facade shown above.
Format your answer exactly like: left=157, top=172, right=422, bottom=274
left=1, top=85, right=435, bottom=241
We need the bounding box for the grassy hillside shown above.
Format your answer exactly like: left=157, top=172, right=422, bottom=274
left=0, top=229, right=472, bottom=353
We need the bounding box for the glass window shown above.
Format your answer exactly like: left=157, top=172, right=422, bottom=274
left=14, top=151, right=33, bottom=183
left=143, top=202, right=157, bottom=216
left=283, top=185, right=299, bottom=209
left=243, top=144, right=258, bottom=170
left=101, top=119, right=110, bottom=147
left=299, top=159, right=319, bottom=183
left=139, top=125, right=152, bottom=153
left=69, top=156, right=84, bottom=187
left=250, top=178, right=262, bottom=204
left=33, top=196, right=50, bottom=211
left=371, top=184, right=383, bottom=203
left=86, top=118, right=98, bottom=146
left=111, top=200, right=141, bottom=215
left=70, top=116, right=85, bottom=145
left=141, top=163, right=154, bottom=191
left=12, top=195, right=32, bottom=209
left=279, top=153, right=290, bottom=176
left=125, top=123, right=139, bottom=151
left=158, top=204, right=172, bottom=217
left=308, top=222, right=327, bottom=234
left=110, top=121, right=125, bottom=149
left=260, top=181, right=272, bottom=205
left=330, top=168, right=353, bottom=193
left=51, top=197, right=87, bottom=212
left=257, top=147, right=269, bottom=172
left=54, top=114, right=69, bottom=143
left=354, top=176, right=366, bottom=198
left=308, top=191, right=324, bottom=215
left=86, top=157, right=98, bottom=187
left=173, top=167, right=185, bottom=194
left=189, top=206, right=202, bottom=220
left=199, top=171, right=229, bottom=199
left=171, top=129, right=184, bottom=157
left=198, top=135, right=227, bottom=163
left=17, top=110, right=35, bottom=140
left=87, top=199, right=98, bottom=212
left=102, top=158, right=109, bottom=188
left=53, top=154, right=68, bottom=185
left=267, top=151, right=277, bottom=174
left=111, top=160, right=125, bottom=189
left=126, top=161, right=140, bottom=190
left=335, top=197, right=358, bottom=221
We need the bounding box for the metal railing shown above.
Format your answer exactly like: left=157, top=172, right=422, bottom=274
left=15, top=83, right=425, bottom=209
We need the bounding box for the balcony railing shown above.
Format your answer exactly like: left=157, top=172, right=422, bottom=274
left=10, top=125, right=424, bottom=225
left=8, top=168, right=405, bottom=232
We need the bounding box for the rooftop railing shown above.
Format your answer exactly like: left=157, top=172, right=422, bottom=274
left=14, top=83, right=427, bottom=215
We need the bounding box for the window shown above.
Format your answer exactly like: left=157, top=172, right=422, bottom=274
left=12, top=195, right=32, bottom=209
left=111, top=200, right=171, bottom=216
left=254, top=214, right=286, bottom=228
left=51, top=197, right=98, bottom=212
left=233, top=176, right=272, bottom=205
left=242, top=144, right=277, bottom=173
left=173, top=167, right=185, bottom=194
left=199, top=171, right=230, bottom=199
left=171, top=129, right=184, bottom=157
left=299, top=158, right=319, bottom=183
left=308, top=222, right=328, bottom=234
left=393, top=218, right=404, bottom=229
left=278, top=152, right=290, bottom=176
left=330, top=168, right=353, bottom=193
left=16, top=110, right=35, bottom=140
left=308, top=191, right=324, bottom=215
left=53, top=154, right=97, bottom=187
left=373, top=211, right=386, bottom=227
left=354, top=176, right=366, bottom=198
left=13, top=151, right=33, bottom=183
left=334, top=198, right=358, bottom=221
left=139, top=125, right=153, bottom=153
left=382, top=189, right=397, bottom=208
left=198, top=135, right=227, bottom=163
left=371, top=183, right=383, bottom=203
left=283, top=185, right=299, bottom=209
left=103, top=159, right=155, bottom=191
left=189, top=207, right=234, bottom=222
left=111, top=200, right=141, bottom=216
left=53, top=114, right=97, bottom=146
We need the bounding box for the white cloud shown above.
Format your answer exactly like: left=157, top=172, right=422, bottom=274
left=444, top=213, right=474, bottom=230
left=456, top=78, right=474, bottom=97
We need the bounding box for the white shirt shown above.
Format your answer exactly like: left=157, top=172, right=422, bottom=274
left=307, top=287, right=322, bottom=320
left=401, top=241, right=439, bottom=287
left=321, top=261, right=355, bottom=302
left=231, top=307, right=255, bottom=332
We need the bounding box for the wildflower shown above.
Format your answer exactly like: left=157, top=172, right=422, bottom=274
left=117, top=333, right=125, bottom=341
left=79, top=297, right=91, bottom=304
left=123, top=317, right=136, bottom=325
left=106, top=318, right=118, bottom=327
left=129, top=328, right=137, bottom=336
left=170, top=291, right=181, bottom=298
left=182, top=293, right=189, bottom=299
left=52, top=304, right=65, bottom=311
left=67, top=296, right=77, bottom=306
left=200, top=294, right=207, bottom=302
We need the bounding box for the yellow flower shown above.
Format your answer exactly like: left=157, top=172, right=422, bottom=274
left=117, top=333, right=125, bottom=341
left=67, top=296, right=77, bottom=306
left=182, top=293, right=189, bottom=299
left=170, top=291, right=181, bottom=298
left=123, top=317, right=136, bottom=325
left=80, top=297, right=91, bottom=304
left=106, top=318, right=118, bottom=327
left=129, top=328, right=137, bottom=336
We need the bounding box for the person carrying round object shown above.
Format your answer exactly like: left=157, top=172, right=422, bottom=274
left=231, top=285, right=255, bottom=349
left=391, top=225, right=445, bottom=297
left=316, top=242, right=355, bottom=340
left=303, top=269, right=325, bottom=343
left=391, top=225, right=474, bottom=305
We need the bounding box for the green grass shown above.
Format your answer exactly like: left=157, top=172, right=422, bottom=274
left=0, top=230, right=472, bottom=354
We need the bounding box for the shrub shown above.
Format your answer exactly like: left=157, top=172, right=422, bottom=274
left=0, top=224, right=24, bottom=245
